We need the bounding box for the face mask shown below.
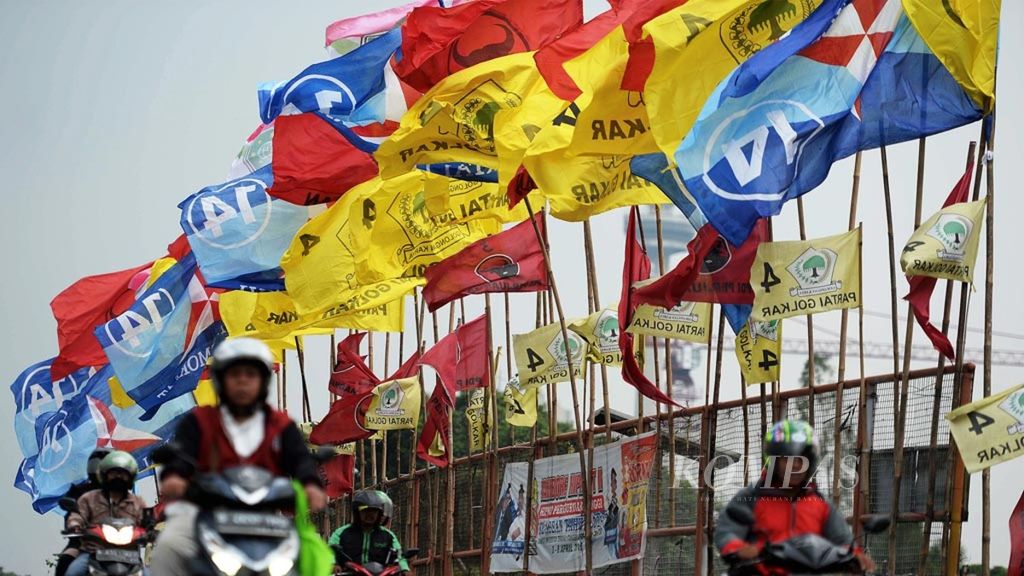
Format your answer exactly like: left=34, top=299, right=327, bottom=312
left=106, top=478, right=132, bottom=493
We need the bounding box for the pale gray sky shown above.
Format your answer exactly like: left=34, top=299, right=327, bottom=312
left=1, top=1, right=1022, bottom=573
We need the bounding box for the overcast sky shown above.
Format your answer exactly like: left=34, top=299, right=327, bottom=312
left=1, top=1, right=1022, bottom=573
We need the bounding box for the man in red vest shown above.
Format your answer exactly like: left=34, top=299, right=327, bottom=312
left=151, top=337, right=326, bottom=575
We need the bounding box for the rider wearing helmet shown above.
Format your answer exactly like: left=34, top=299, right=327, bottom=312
left=151, top=337, right=326, bottom=575
left=64, top=451, right=147, bottom=576
left=715, top=420, right=875, bottom=572
left=54, top=448, right=114, bottom=576
left=329, top=490, right=409, bottom=573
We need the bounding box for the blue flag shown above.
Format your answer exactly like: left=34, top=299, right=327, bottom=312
left=10, top=358, right=93, bottom=458
left=179, top=166, right=310, bottom=288
left=673, top=0, right=982, bottom=245
left=15, top=366, right=194, bottom=513
left=94, top=253, right=226, bottom=410
left=258, top=28, right=402, bottom=124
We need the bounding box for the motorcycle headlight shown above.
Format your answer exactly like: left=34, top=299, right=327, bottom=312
left=101, top=524, right=135, bottom=546
left=268, top=556, right=294, bottom=576
left=210, top=550, right=244, bottom=576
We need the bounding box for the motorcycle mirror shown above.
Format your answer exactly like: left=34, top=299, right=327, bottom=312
left=403, top=547, right=420, bottom=559
left=860, top=514, right=891, bottom=534
left=723, top=501, right=755, bottom=526
left=58, top=497, right=79, bottom=514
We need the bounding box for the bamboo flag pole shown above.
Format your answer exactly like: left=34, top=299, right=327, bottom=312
left=740, top=375, right=751, bottom=485
left=504, top=292, right=514, bottom=446
left=522, top=196, right=593, bottom=573
left=888, top=137, right=928, bottom=566
left=705, top=308, right=726, bottom=571
left=280, top=348, right=288, bottom=412
left=852, top=223, right=868, bottom=541
left=523, top=290, right=545, bottom=575
left=581, top=220, right=600, bottom=534
left=981, top=106, right=996, bottom=576
left=796, top=197, right=816, bottom=426
left=583, top=220, right=613, bottom=444
left=832, top=151, right=863, bottom=505
left=411, top=290, right=427, bottom=479
left=655, top=204, right=680, bottom=527
left=650, top=206, right=667, bottom=530
left=694, top=304, right=715, bottom=575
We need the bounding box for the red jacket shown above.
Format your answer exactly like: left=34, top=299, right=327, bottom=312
left=193, top=405, right=294, bottom=474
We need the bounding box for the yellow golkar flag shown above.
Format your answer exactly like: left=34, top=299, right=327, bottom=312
left=900, top=199, right=986, bottom=284
left=642, top=0, right=822, bottom=161
left=569, top=308, right=624, bottom=366
left=465, top=388, right=492, bottom=453
left=280, top=178, right=422, bottom=319
left=513, top=322, right=588, bottom=389
left=628, top=300, right=712, bottom=344
left=504, top=377, right=538, bottom=428
left=947, top=382, right=1024, bottom=473
left=421, top=170, right=528, bottom=225
left=365, top=376, right=422, bottom=432
left=735, top=319, right=782, bottom=385
left=751, top=228, right=861, bottom=322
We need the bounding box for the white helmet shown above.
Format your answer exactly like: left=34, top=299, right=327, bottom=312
left=210, top=337, right=275, bottom=404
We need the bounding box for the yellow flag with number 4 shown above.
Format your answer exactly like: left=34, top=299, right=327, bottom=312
left=513, top=322, right=588, bottom=388
left=735, top=320, right=782, bottom=385
left=947, top=382, right=1024, bottom=474
left=751, top=228, right=861, bottom=322
left=900, top=199, right=985, bottom=284
left=504, top=377, right=538, bottom=427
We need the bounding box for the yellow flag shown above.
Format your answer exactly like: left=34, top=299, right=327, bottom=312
left=220, top=291, right=333, bottom=340
left=569, top=308, right=624, bottom=366
left=376, top=52, right=542, bottom=180
left=280, top=177, right=424, bottom=318
left=946, top=383, right=1024, bottom=473
left=504, top=377, right=538, bottom=428
left=900, top=199, right=985, bottom=283
left=422, top=171, right=528, bottom=225
left=628, top=301, right=712, bottom=343
left=643, top=0, right=822, bottom=161
left=145, top=257, right=179, bottom=288
left=513, top=322, right=587, bottom=388
left=751, top=228, right=861, bottom=322
left=193, top=378, right=218, bottom=407
left=365, top=376, right=421, bottom=431
left=348, top=172, right=503, bottom=282
left=903, top=0, right=1000, bottom=110
left=466, top=388, right=492, bottom=453
left=523, top=153, right=668, bottom=221
left=735, top=320, right=782, bottom=385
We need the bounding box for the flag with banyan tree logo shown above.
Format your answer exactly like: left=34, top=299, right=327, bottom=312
left=365, top=376, right=421, bottom=431
left=735, top=319, right=782, bottom=385
left=900, top=199, right=985, bottom=284
left=750, top=228, right=861, bottom=322
left=513, top=322, right=587, bottom=389
left=947, top=382, right=1024, bottom=474
left=569, top=308, right=624, bottom=366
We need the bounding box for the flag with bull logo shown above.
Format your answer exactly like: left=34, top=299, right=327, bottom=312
left=669, top=0, right=986, bottom=245
left=94, top=252, right=226, bottom=411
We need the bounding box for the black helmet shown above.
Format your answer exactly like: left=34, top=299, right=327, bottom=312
left=86, top=447, right=114, bottom=483
left=352, top=490, right=394, bottom=527
left=763, top=420, right=819, bottom=486
left=210, top=337, right=275, bottom=405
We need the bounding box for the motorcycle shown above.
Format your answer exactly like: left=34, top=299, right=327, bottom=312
left=59, top=497, right=151, bottom=576
left=333, top=547, right=418, bottom=576
left=722, top=500, right=890, bottom=575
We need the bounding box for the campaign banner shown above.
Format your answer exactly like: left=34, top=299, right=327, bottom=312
left=490, top=432, right=657, bottom=573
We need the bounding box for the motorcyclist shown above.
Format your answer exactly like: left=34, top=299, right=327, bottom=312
left=64, top=450, right=147, bottom=576
left=55, top=447, right=113, bottom=576
left=150, top=337, right=327, bottom=575
left=716, top=419, right=876, bottom=573
left=328, top=490, right=409, bottom=574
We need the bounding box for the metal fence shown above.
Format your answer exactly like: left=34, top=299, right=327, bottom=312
left=321, top=363, right=974, bottom=576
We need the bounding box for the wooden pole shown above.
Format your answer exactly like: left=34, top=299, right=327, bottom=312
left=481, top=293, right=500, bottom=573
left=280, top=348, right=288, bottom=413
left=583, top=220, right=614, bottom=444
left=522, top=290, right=546, bottom=575
left=981, top=107, right=996, bottom=576
left=522, top=196, right=593, bottom=573
left=705, top=308, right=726, bottom=572
left=795, top=197, right=816, bottom=426
left=853, top=225, right=869, bottom=542
left=832, top=150, right=862, bottom=505
left=504, top=292, right=515, bottom=447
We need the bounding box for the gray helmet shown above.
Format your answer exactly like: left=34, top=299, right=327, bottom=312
left=352, top=490, right=394, bottom=526
left=86, top=447, right=114, bottom=482
left=210, top=337, right=275, bottom=404
left=97, top=451, right=139, bottom=487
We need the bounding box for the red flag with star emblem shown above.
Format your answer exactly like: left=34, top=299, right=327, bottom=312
left=422, top=215, right=548, bottom=312
left=395, top=0, right=584, bottom=93
left=419, top=314, right=491, bottom=393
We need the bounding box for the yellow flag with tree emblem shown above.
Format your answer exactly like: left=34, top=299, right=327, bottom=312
left=643, top=0, right=822, bottom=161
left=900, top=199, right=985, bottom=283
left=629, top=301, right=711, bottom=343
left=280, top=177, right=424, bottom=318
left=513, top=322, right=587, bottom=388
left=466, top=388, right=492, bottom=453
left=946, top=382, right=1024, bottom=473
left=751, top=228, right=861, bottom=322
left=735, top=320, right=782, bottom=385
left=422, top=171, right=528, bottom=225
left=569, top=308, right=624, bottom=366
left=347, top=172, right=503, bottom=282
left=365, top=377, right=421, bottom=431
left=504, top=377, right=538, bottom=428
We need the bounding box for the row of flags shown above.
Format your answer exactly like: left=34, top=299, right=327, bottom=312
left=13, top=0, right=1001, bottom=510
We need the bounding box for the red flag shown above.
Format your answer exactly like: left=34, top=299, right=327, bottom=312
left=619, top=0, right=688, bottom=91
left=309, top=393, right=374, bottom=446
left=319, top=454, right=355, bottom=499
left=634, top=219, right=767, bottom=308
left=534, top=7, right=624, bottom=100
left=269, top=113, right=379, bottom=206
left=50, top=261, right=153, bottom=381
left=328, top=333, right=378, bottom=397
left=167, top=234, right=192, bottom=261
left=618, top=208, right=680, bottom=407
left=417, top=389, right=454, bottom=467
left=419, top=314, right=491, bottom=392
left=395, top=0, right=584, bottom=93
left=387, top=350, right=422, bottom=381
left=506, top=165, right=537, bottom=209
left=904, top=164, right=973, bottom=360
left=423, top=215, right=548, bottom=312
left=1011, top=488, right=1024, bottom=576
